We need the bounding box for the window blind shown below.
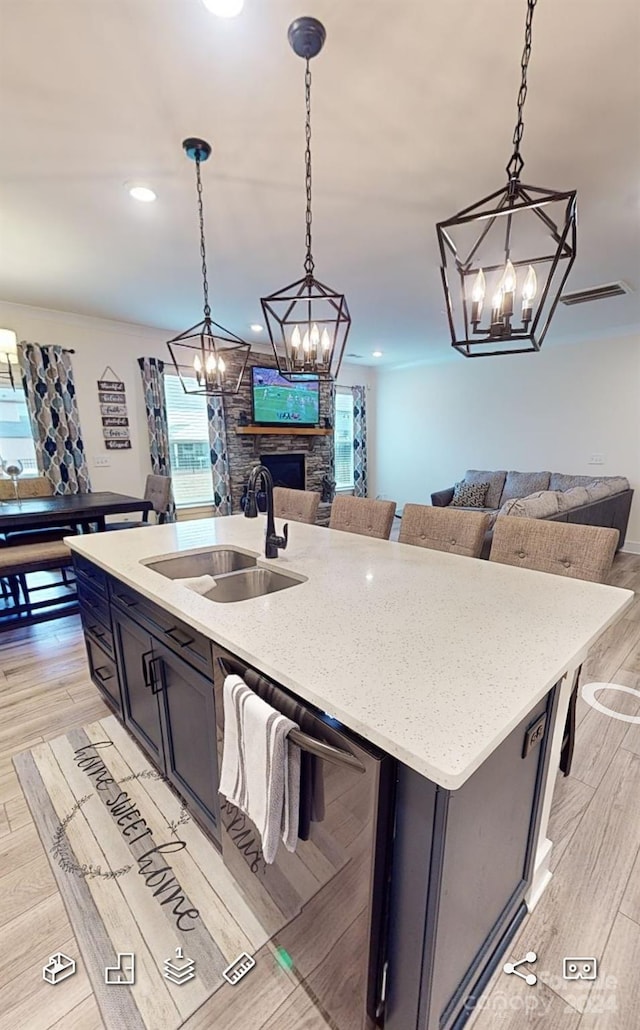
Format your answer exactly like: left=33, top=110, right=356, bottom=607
left=164, top=375, right=214, bottom=507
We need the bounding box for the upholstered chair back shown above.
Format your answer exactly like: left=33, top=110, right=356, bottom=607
left=144, top=474, right=172, bottom=522
left=399, top=503, right=490, bottom=558
left=329, top=495, right=396, bottom=540
left=0, top=476, right=52, bottom=501
left=490, top=516, right=618, bottom=583
left=273, top=487, right=320, bottom=525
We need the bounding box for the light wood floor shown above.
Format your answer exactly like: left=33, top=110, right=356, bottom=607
left=1, top=551, right=640, bottom=1029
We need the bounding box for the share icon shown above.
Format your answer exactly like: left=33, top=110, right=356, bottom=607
left=503, top=950, right=537, bottom=986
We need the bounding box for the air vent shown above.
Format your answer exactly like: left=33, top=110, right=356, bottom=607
left=560, top=281, right=631, bottom=306
left=345, top=352, right=363, bottom=359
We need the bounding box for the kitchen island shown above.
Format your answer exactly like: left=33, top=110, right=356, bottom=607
left=68, top=515, right=632, bottom=1029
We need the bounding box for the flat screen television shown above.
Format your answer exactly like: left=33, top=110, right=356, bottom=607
left=250, top=366, right=320, bottom=427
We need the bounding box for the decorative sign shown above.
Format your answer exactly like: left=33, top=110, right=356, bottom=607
left=97, top=367, right=131, bottom=450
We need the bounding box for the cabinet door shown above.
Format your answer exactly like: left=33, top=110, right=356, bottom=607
left=112, top=610, right=165, bottom=771
left=153, top=642, right=220, bottom=843
left=85, top=635, right=121, bottom=715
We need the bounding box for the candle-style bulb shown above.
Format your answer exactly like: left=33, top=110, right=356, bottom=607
left=310, top=323, right=320, bottom=348
left=302, top=329, right=311, bottom=354
left=522, top=265, right=537, bottom=303
left=291, top=325, right=301, bottom=350
left=205, top=352, right=216, bottom=375
left=471, top=268, right=486, bottom=304
left=194, top=354, right=202, bottom=373
left=492, top=289, right=503, bottom=312
left=501, top=259, right=516, bottom=293
left=321, top=328, right=331, bottom=353
left=217, top=356, right=226, bottom=374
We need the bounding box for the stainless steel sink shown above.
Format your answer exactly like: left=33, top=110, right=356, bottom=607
left=204, top=567, right=305, bottom=603
left=144, top=547, right=257, bottom=580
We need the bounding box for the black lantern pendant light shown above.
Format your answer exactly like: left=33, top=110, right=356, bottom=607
left=261, top=18, right=351, bottom=381
left=436, top=0, right=577, bottom=357
left=167, top=138, right=250, bottom=395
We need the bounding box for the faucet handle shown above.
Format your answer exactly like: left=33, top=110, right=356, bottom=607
left=281, top=523, right=289, bottom=550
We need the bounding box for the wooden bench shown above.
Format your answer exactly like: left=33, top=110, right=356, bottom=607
left=0, top=540, right=77, bottom=628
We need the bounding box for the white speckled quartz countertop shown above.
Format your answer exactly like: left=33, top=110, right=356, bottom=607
left=68, top=515, right=633, bottom=789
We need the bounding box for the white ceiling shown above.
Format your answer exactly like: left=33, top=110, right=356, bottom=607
left=1, top=0, right=639, bottom=367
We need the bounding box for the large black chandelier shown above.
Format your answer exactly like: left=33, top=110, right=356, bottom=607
left=167, top=138, right=250, bottom=395
left=436, top=0, right=577, bottom=357
left=261, top=18, right=351, bottom=381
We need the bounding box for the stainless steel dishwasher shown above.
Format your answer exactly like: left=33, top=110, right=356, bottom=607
left=212, top=644, right=394, bottom=1030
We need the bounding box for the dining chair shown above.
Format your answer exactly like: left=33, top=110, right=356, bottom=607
left=329, top=495, right=396, bottom=541
left=399, top=503, right=490, bottom=558
left=273, top=487, right=320, bottom=525
left=106, top=474, right=172, bottom=530
left=490, top=516, right=620, bottom=776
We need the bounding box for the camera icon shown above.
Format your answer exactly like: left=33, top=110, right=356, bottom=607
left=563, top=957, right=598, bottom=980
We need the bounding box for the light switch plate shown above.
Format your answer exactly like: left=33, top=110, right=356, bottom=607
left=588, top=454, right=605, bottom=465
left=93, top=456, right=110, bottom=467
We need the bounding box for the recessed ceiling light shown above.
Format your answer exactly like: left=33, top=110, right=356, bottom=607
left=372, top=350, right=383, bottom=358
left=128, top=185, right=157, bottom=203
left=202, top=0, right=244, bottom=16
left=250, top=324, right=264, bottom=333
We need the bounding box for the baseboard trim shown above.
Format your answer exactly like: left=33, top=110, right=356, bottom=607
left=621, top=541, right=640, bottom=555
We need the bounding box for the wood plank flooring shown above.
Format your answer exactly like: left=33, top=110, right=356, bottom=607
left=1, top=549, right=640, bottom=1028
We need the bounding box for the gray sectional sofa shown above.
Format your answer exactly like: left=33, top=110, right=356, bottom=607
left=431, top=470, right=633, bottom=558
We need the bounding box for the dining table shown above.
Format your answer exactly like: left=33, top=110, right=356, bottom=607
left=0, top=491, right=154, bottom=535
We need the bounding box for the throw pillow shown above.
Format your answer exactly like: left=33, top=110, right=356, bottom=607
left=463, top=469, right=506, bottom=510
left=451, top=480, right=489, bottom=508
left=549, top=473, right=596, bottom=492
left=556, top=486, right=590, bottom=511
left=500, top=470, right=551, bottom=506
left=584, top=480, right=611, bottom=502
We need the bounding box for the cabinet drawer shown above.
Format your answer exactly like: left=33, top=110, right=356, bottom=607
left=85, top=636, right=121, bottom=713
left=73, top=555, right=108, bottom=597
left=110, top=580, right=212, bottom=675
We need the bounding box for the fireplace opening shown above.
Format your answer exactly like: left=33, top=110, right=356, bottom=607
left=259, top=453, right=305, bottom=491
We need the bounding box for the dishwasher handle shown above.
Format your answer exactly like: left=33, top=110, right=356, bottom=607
left=217, top=656, right=366, bottom=774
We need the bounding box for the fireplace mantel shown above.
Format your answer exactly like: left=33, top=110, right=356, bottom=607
left=235, top=427, right=332, bottom=436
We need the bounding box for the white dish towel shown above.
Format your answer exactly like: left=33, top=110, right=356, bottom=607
left=219, top=674, right=300, bottom=864
left=175, top=574, right=217, bottom=595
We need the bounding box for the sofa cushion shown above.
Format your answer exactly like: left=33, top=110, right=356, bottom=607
left=500, top=471, right=551, bottom=506
left=600, top=476, right=630, bottom=494
left=584, top=480, right=612, bottom=502
left=464, top=470, right=506, bottom=510
left=499, top=490, right=560, bottom=519
left=549, top=473, right=597, bottom=492
left=451, top=480, right=489, bottom=508
left=556, top=486, right=590, bottom=511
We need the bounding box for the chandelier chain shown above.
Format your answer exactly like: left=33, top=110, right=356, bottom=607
left=507, top=0, right=537, bottom=181
left=195, top=156, right=211, bottom=319
left=304, top=58, right=314, bottom=277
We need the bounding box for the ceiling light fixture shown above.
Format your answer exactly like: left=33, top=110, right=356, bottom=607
left=260, top=18, right=351, bottom=381
left=0, top=328, right=18, bottom=390
left=250, top=324, right=264, bottom=332
left=372, top=350, right=383, bottom=358
left=166, top=139, right=250, bottom=396
left=436, top=0, right=577, bottom=357
left=128, top=185, right=157, bottom=203
left=201, top=0, right=244, bottom=17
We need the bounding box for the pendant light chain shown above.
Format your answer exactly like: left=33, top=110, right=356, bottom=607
left=194, top=155, right=211, bottom=319
left=506, top=0, right=537, bottom=182
left=304, top=58, right=315, bottom=279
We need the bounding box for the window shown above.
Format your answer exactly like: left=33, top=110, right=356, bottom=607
left=334, top=390, right=354, bottom=491
left=164, top=375, right=214, bottom=508
left=0, top=384, right=38, bottom=476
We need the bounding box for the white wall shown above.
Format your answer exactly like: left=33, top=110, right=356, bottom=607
left=0, top=299, right=377, bottom=500
left=375, top=332, right=640, bottom=547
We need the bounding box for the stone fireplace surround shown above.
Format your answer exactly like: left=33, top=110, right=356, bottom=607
left=224, top=352, right=334, bottom=517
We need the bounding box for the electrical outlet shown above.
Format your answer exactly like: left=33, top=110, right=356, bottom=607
left=588, top=454, right=605, bottom=465
left=93, top=456, right=110, bottom=467
left=522, top=713, right=547, bottom=758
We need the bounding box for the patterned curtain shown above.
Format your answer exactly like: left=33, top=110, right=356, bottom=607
left=206, top=396, right=232, bottom=515
left=18, top=342, right=91, bottom=494
left=137, top=357, right=176, bottom=523
left=351, top=384, right=368, bottom=497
